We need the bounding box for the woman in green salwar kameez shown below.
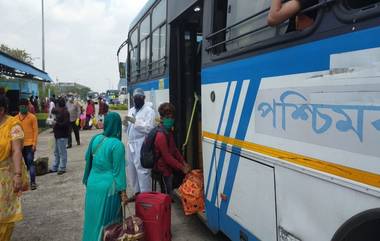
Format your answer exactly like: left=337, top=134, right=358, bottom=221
left=82, top=112, right=128, bottom=241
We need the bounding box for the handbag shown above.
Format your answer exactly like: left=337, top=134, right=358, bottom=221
left=103, top=204, right=144, bottom=241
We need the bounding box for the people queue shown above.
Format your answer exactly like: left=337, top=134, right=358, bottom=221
left=82, top=88, right=191, bottom=241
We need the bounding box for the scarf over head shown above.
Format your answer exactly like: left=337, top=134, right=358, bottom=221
left=102, top=112, right=122, bottom=140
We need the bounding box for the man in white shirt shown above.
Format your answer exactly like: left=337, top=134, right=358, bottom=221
left=125, top=88, right=156, bottom=200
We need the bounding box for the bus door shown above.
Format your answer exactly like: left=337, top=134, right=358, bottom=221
left=169, top=1, right=203, bottom=187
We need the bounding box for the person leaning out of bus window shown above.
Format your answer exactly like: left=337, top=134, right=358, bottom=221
left=267, top=0, right=318, bottom=31
left=154, top=103, right=191, bottom=196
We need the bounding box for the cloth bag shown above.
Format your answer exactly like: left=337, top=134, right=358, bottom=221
left=178, top=169, right=205, bottom=215
left=103, top=204, right=144, bottom=241
left=34, top=157, right=49, bottom=176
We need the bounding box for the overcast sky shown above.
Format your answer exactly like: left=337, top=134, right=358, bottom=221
left=0, top=0, right=148, bottom=92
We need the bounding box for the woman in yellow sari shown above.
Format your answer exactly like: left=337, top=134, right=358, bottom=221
left=0, top=95, right=25, bottom=241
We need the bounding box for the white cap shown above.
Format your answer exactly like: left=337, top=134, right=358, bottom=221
left=133, top=88, right=145, bottom=97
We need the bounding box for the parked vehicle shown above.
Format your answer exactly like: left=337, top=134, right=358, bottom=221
left=122, top=1, right=380, bottom=241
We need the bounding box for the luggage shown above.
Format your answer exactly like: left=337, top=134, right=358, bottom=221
left=178, top=169, right=205, bottom=215
left=135, top=192, right=171, bottom=241
left=103, top=204, right=144, bottom=241
left=34, top=157, right=49, bottom=176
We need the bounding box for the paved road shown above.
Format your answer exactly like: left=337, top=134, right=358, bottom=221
left=12, top=121, right=229, bottom=241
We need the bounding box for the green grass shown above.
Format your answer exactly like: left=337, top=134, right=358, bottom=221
left=109, top=104, right=128, bottom=111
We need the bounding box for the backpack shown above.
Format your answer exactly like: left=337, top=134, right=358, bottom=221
left=140, top=126, right=167, bottom=169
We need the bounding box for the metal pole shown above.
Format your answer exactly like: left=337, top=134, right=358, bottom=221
left=42, top=0, right=45, bottom=71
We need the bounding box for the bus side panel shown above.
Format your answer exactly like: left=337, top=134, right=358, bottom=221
left=276, top=165, right=380, bottom=241
left=222, top=154, right=277, bottom=241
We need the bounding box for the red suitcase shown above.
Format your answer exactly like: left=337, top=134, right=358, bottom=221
left=135, top=192, right=171, bottom=241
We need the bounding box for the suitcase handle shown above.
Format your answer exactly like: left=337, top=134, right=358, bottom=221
left=139, top=203, right=153, bottom=208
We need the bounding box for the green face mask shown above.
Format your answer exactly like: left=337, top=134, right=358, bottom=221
left=19, top=106, right=28, bottom=114
left=162, top=118, right=174, bottom=131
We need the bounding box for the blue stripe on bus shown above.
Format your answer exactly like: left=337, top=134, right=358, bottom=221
left=205, top=82, right=232, bottom=198
left=210, top=80, right=243, bottom=206
left=130, top=77, right=169, bottom=91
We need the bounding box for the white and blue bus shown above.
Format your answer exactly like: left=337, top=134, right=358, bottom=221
left=124, top=0, right=380, bottom=240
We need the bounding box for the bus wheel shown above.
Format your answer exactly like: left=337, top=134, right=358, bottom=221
left=332, top=208, right=380, bottom=241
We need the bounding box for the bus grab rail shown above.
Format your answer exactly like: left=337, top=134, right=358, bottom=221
left=182, top=92, right=200, bottom=155
left=206, top=24, right=270, bottom=51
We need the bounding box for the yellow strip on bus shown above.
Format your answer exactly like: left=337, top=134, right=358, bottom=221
left=203, top=131, right=380, bottom=189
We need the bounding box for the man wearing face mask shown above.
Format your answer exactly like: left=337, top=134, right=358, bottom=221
left=125, top=88, right=156, bottom=200
left=18, top=98, right=39, bottom=190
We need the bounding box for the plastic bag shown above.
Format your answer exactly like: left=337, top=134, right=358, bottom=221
left=178, top=169, right=205, bottom=215
left=92, top=117, right=97, bottom=126
left=75, top=118, right=80, bottom=126
left=46, top=116, right=55, bottom=126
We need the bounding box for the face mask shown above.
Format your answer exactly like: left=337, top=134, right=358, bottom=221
left=19, top=106, right=28, bottom=114
left=162, top=118, right=174, bottom=131
left=134, top=97, right=144, bottom=110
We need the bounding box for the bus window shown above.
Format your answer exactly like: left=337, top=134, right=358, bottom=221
left=152, top=24, right=166, bottom=75
left=140, top=14, right=150, bottom=40
left=152, top=0, right=166, bottom=29
left=208, top=0, right=321, bottom=55
left=152, top=29, right=160, bottom=64
left=344, top=0, right=380, bottom=9
left=212, top=0, right=228, bottom=54
left=225, top=0, right=286, bottom=51
left=129, top=28, right=139, bottom=81
left=140, top=39, right=147, bottom=77
left=152, top=0, right=167, bottom=75
left=130, top=28, right=138, bottom=49
left=140, top=15, right=151, bottom=78
left=130, top=46, right=139, bottom=81
left=159, top=25, right=166, bottom=59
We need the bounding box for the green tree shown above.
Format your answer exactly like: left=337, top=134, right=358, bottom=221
left=0, top=44, right=34, bottom=65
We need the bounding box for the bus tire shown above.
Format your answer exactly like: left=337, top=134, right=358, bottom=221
left=331, top=208, right=380, bottom=241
